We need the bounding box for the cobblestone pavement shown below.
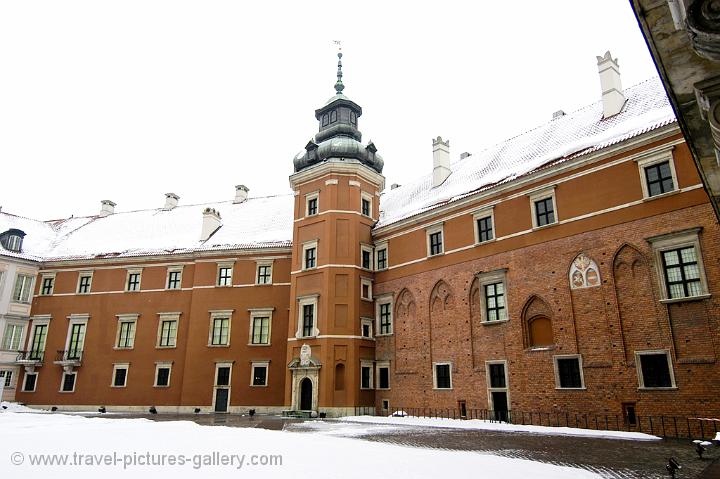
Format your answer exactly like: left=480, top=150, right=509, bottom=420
left=86, top=412, right=717, bottom=478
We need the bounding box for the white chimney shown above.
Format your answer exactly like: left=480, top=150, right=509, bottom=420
left=200, top=208, right=222, bottom=241
left=596, top=51, right=626, bottom=118
left=99, top=200, right=116, bottom=217
left=164, top=193, right=179, bottom=210
left=234, top=185, right=249, bottom=204
left=432, top=136, right=451, bottom=188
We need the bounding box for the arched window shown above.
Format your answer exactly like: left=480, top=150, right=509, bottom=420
left=569, top=253, right=601, bottom=289
left=334, top=363, right=345, bottom=390
left=329, top=110, right=337, bottom=123
left=322, top=114, right=329, bottom=127
left=528, top=316, right=553, bottom=347
left=0, top=229, right=25, bottom=253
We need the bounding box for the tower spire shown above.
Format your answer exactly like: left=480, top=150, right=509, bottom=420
left=334, top=41, right=344, bottom=95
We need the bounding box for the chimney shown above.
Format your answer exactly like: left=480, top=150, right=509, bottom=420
left=234, top=185, right=249, bottom=204
left=164, top=193, right=179, bottom=210
left=596, top=51, right=626, bottom=118
left=390, top=183, right=401, bottom=190
left=432, top=136, right=451, bottom=188
left=552, top=110, right=566, bottom=119
left=99, top=200, right=116, bottom=217
left=460, top=152, right=472, bottom=160
left=200, top=208, right=222, bottom=241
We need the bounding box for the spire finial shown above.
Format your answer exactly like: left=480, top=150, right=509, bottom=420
left=333, top=40, right=344, bottom=95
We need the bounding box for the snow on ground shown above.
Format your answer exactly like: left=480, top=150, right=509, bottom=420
left=0, top=401, right=47, bottom=413
left=0, top=410, right=602, bottom=479
left=338, top=415, right=661, bottom=441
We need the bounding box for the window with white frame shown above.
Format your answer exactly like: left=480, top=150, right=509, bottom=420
left=251, top=361, right=269, bottom=387
left=65, top=318, right=87, bottom=360
left=529, top=187, right=558, bottom=228
left=40, top=274, right=55, bottom=296
left=302, top=240, right=318, bottom=270
left=76, top=272, right=93, bottom=294
left=208, top=311, right=232, bottom=346
left=360, top=361, right=374, bottom=389
left=426, top=224, right=444, bottom=257
left=166, top=267, right=183, bottom=290
left=249, top=308, right=273, bottom=345
left=361, top=191, right=373, bottom=218
left=375, top=242, right=388, bottom=270
left=361, top=278, right=373, bottom=301
left=361, top=244, right=373, bottom=270
left=1, top=323, right=24, bottom=351
left=112, top=363, right=129, bottom=387
left=305, top=191, right=319, bottom=217
left=553, top=355, right=585, bottom=389
left=216, top=263, right=233, bottom=287
left=256, top=261, right=273, bottom=285
left=433, top=362, right=452, bottom=389
left=115, top=314, right=138, bottom=349
left=154, top=363, right=172, bottom=387
left=125, top=269, right=142, bottom=292
left=28, top=321, right=48, bottom=359
left=361, top=318, right=373, bottom=338
left=12, top=274, right=34, bottom=303
left=23, top=372, right=38, bottom=392
left=296, top=296, right=319, bottom=338
left=376, top=296, right=393, bottom=336
left=376, top=361, right=390, bottom=389
left=636, top=350, right=676, bottom=389
left=473, top=206, right=495, bottom=244
left=648, top=228, right=709, bottom=302
left=637, top=149, right=678, bottom=199
left=476, top=269, right=509, bottom=323
left=0, top=370, right=13, bottom=389
left=157, top=313, right=179, bottom=348
left=60, top=372, right=77, bottom=392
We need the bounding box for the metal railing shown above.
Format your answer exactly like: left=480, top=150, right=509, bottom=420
left=353, top=406, right=720, bottom=440
left=16, top=350, right=45, bottom=362
left=55, top=349, right=83, bottom=362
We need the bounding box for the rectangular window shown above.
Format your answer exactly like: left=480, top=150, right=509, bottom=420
left=378, top=366, right=389, bottom=389
left=2, top=324, right=23, bottom=351
left=67, top=323, right=85, bottom=360
left=210, top=317, right=230, bottom=346
left=155, top=366, right=171, bottom=387
left=379, top=302, right=392, bottom=335
left=662, top=247, right=702, bottom=299
left=251, top=364, right=268, bottom=386
left=484, top=282, right=506, bottom=322
left=361, top=319, right=373, bottom=338
left=302, top=304, right=314, bottom=337
left=304, top=247, right=316, bottom=269
left=434, top=363, right=452, bottom=389
left=112, top=365, right=128, bottom=387
left=159, top=320, right=178, bottom=347
left=23, top=372, right=38, bottom=392
left=40, top=276, right=55, bottom=296
left=638, top=351, right=674, bottom=388
left=534, top=197, right=555, bottom=227
left=488, top=363, right=506, bottom=388
left=61, top=372, right=76, bottom=392
left=555, top=356, right=583, bottom=389
left=216, top=366, right=231, bottom=386
left=429, top=231, right=443, bottom=256
left=0, top=370, right=13, bottom=388
left=361, top=364, right=372, bottom=389
left=361, top=249, right=372, bottom=269
left=307, top=196, right=318, bottom=216
left=217, top=266, right=233, bottom=287
left=644, top=161, right=675, bottom=197
left=117, top=321, right=136, bottom=349
left=77, top=274, right=92, bottom=294
left=251, top=316, right=270, bottom=345
left=126, top=271, right=141, bottom=291
left=29, top=324, right=47, bottom=359
left=167, top=269, right=182, bottom=290
left=256, top=264, right=272, bottom=285
left=376, top=247, right=387, bottom=270
left=361, top=198, right=371, bottom=216
left=476, top=216, right=494, bottom=243
left=361, top=278, right=372, bottom=300
left=12, top=274, right=33, bottom=303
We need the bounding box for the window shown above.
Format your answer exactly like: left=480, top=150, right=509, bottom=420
left=321, top=114, right=329, bottom=127
left=249, top=310, right=272, bottom=345
left=126, top=269, right=142, bottom=292
left=360, top=361, right=373, bottom=389
left=29, top=323, right=48, bottom=359
left=375, top=244, right=388, bottom=270
left=433, top=363, right=452, bottom=389
left=381, top=399, right=389, bottom=411
left=302, top=304, right=314, bottom=337
left=0, top=370, right=13, bottom=388
left=112, top=364, right=128, bottom=387
left=256, top=262, right=273, bottom=285
left=361, top=245, right=373, bottom=270
left=155, top=364, right=172, bottom=387
left=217, top=264, right=233, bottom=287
left=488, top=363, right=506, bottom=388
left=67, top=323, right=86, bottom=360
left=40, top=275, right=55, bottom=296
left=2, top=324, right=23, bottom=351
left=528, top=316, right=553, bottom=348
left=361, top=278, right=373, bottom=301
left=361, top=192, right=373, bottom=218
left=306, top=192, right=319, bottom=216
left=530, top=187, right=558, bottom=228
left=361, top=318, right=373, bottom=338
left=376, top=362, right=390, bottom=389
left=648, top=228, right=709, bottom=302
left=302, top=241, right=318, bottom=270
left=210, top=317, right=230, bottom=346
left=554, top=355, right=585, bottom=389
left=216, top=365, right=231, bottom=386
left=426, top=225, right=444, bottom=256
left=12, top=274, right=33, bottom=303
left=329, top=109, right=337, bottom=123
left=637, top=150, right=678, bottom=199
left=361, top=198, right=371, bottom=216
left=23, top=372, right=38, bottom=392
left=61, top=372, right=76, bottom=392
left=157, top=315, right=179, bottom=348
left=77, top=273, right=93, bottom=294
left=1, top=229, right=25, bottom=252
left=166, top=267, right=182, bottom=290
left=296, top=296, right=318, bottom=338
left=116, top=316, right=137, bottom=349
left=473, top=207, right=495, bottom=244
left=377, top=298, right=393, bottom=335
left=476, top=269, right=509, bottom=323
left=251, top=362, right=269, bottom=387
left=636, top=350, right=675, bottom=389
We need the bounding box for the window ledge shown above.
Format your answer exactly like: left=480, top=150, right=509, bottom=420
left=555, top=387, right=587, bottom=391
left=642, top=189, right=680, bottom=202
left=432, top=387, right=453, bottom=391
left=361, top=297, right=373, bottom=302
left=254, top=283, right=273, bottom=286
left=113, top=347, right=134, bottom=351
left=207, top=344, right=230, bottom=348
left=301, top=267, right=317, bottom=272
left=427, top=252, right=445, bottom=258
left=474, top=238, right=496, bottom=246
left=250, top=384, right=269, bottom=388
left=156, top=346, right=177, bottom=350
left=532, top=222, right=558, bottom=231
left=638, top=386, right=678, bottom=391
left=480, top=319, right=510, bottom=326
left=110, top=385, right=127, bottom=389
left=153, top=385, right=170, bottom=388
left=248, top=343, right=271, bottom=347
left=375, top=333, right=393, bottom=338
left=660, top=294, right=711, bottom=304
left=124, top=290, right=140, bottom=293
left=526, top=345, right=556, bottom=352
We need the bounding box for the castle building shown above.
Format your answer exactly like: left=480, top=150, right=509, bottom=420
left=3, top=50, right=720, bottom=420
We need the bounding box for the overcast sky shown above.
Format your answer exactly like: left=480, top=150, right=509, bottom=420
left=0, top=0, right=659, bottom=220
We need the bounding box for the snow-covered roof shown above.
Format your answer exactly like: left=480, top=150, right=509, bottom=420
left=377, top=77, right=677, bottom=229
left=0, top=194, right=294, bottom=262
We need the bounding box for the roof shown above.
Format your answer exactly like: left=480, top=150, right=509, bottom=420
left=0, top=194, right=294, bottom=262
left=376, top=76, right=677, bottom=229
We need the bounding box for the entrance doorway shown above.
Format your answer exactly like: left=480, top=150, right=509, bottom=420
left=486, top=360, right=509, bottom=422
left=300, top=377, right=313, bottom=411
left=214, top=365, right=231, bottom=413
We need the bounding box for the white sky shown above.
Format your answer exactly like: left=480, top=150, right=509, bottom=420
left=0, top=0, right=659, bottom=220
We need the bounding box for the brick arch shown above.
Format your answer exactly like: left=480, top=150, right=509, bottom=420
left=394, top=288, right=421, bottom=374
left=612, top=243, right=649, bottom=278
left=429, top=279, right=458, bottom=368
left=521, top=295, right=554, bottom=348
left=429, top=279, right=454, bottom=312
